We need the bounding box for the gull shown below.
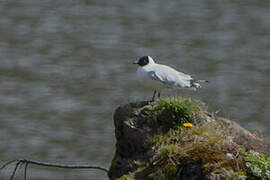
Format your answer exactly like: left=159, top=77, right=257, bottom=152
left=133, top=56, right=208, bottom=101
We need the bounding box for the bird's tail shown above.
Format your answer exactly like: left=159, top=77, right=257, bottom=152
left=190, top=79, right=209, bottom=89
left=196, top=80, right=209, bottom=83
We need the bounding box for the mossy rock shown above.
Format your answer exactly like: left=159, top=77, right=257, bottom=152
left=108, top=97, right=270, bottom=180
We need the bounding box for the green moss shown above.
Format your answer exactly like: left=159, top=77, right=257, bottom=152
left=212, top=168, right=224, bottom=174
left=203, top=162, right=212, bottom=170
left=243, top=150, right=270, bottom=179
left=147, top=134, right=167, bottom=147
left=163, top=164, right=178, bottom=179
left=148, top=122, right=227, bottom=155
left=160, top=148, right=170, bottom=158
left=160, top=145, right=177, bottom=158
left=191, top=124, right=225, bottom=147
left=227, top=171, right=247, bottom=180
left=116, top=174, right=134, bottom=180
left=109, top=154, right=124, bottom=179
left=147, top=129, right=183, bottom=150
left=135, top=165, right=148, bottom=173
left=188, top=146, right=232, bottom=165
left=133, top=160, right=143, bottom=166
left=111, top=154, right=121, bottom=168
left=133, top=162, right=151, bottom=179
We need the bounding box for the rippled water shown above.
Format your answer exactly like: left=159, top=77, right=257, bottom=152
left=0, top=0, right=269, bottom=179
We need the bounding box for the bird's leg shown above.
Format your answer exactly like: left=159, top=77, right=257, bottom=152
left=151, top=90, right=157, bottom=102
left=158, top=92, right=161, bottom=99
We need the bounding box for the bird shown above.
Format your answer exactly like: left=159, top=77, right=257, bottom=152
left=133, top=56, right=208, bottom=101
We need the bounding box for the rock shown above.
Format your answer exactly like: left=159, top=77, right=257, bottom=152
left=218, top=117, right=270, bottom=154
left=108, top=97, right=270, bottom=180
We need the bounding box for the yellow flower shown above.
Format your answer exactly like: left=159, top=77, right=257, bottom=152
left=183, top=123, right=193, bottom=127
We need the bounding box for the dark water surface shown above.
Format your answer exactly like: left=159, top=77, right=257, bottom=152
left=0, top=0, right=270, bottom=179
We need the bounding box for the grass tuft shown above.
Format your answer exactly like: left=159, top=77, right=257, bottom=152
left=146, top=97, right=205, bottom=132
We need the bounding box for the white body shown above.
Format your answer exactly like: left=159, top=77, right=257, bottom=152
left=136, top=57, right=201, bottom=91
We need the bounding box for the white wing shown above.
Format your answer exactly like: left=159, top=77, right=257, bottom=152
left=148, top=65, right=193, bottom=88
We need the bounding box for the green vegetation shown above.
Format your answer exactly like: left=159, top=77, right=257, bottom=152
left=110, top=97, right=270, bottom=180
left=227, top=171, right=247, bottom=180
left=243, top=150, right=270, bottom=179
left=116, top=174, right=135, bottom=180
left=160, top=145, right=177, bottom=158
left=146, top=97, right=205, bottom=132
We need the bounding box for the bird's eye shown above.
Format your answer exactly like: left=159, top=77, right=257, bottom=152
left=144, top=58, right=148, bottom=64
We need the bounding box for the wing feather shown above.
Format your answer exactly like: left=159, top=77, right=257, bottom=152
left=148, top=65, right=193, bottom=88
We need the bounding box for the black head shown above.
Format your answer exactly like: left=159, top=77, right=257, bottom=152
left=133, top=56, right=149, bottom=66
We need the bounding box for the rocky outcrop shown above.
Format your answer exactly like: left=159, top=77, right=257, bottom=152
left=108, top=98, right=270, bottom=180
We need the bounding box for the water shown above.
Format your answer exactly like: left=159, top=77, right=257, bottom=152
left=0, top=0, right=269, bottom=179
